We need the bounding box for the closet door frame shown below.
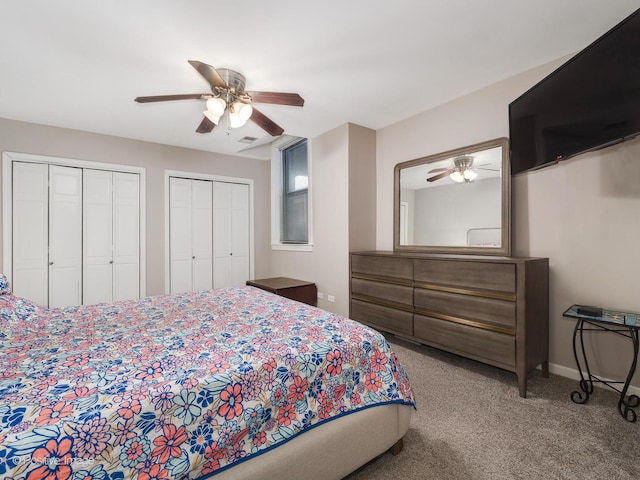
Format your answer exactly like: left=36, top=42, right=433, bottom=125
left=164, top=170, right=255, bottom=294
left=2, top=151, right=147, bottom=300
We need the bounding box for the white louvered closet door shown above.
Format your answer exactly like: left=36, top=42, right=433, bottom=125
left=213, top=182, right=250, bottom=288
left=48, top=165, right=83, bottom=308
left=12, top=162, right=49, bottom=306
left=169, top=177, right=213, bottom=293
left=84, top=170, right=140, bottom=305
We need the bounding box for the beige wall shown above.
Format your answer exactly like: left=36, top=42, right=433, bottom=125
left=0, top=118, right=271, bottom=296
left=376, top=57, right=640, bottom=388
left=269, top=123, right=376, bottom=317
left=270, top=124, right=351, bottom=315
left=348, top=124, right=377, bottom=252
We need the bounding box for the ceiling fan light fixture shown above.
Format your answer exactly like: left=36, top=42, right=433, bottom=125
left=206, top=97, right=227, bottom=116
left=203, top=109, right=222, bottom=125
left=234, top=101, right=253, bottom=121
left=228, top=102, right=253, bottom=129
left=228, top=111, right=247, bottom=129
left=463, top=169, right=478, bottom=181
left=450, top=171, right=465, bottom=183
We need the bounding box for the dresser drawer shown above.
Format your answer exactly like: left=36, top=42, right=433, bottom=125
left=351, top=278, right=413, bottom=307
left=414, top=314, right=515, bottom=368
left=351, top=299, right=413, bottom=336
left=414, top=288, right=515, bottom=332
left=351, top=254, right=413, bottom=281
left=414, top=259, right=516, bottom=294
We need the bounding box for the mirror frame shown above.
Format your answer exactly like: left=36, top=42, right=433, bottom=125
left=393, top=137, right=511, bottom=256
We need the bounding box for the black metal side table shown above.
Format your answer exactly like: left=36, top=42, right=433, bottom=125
left=563, top=305, right=640, bottom=422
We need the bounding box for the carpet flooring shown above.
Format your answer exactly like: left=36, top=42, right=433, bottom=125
left=347, top=336, right=640, bottom=480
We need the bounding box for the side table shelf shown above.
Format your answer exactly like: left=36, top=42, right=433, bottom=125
left=563, top=305, right=640, bottom=422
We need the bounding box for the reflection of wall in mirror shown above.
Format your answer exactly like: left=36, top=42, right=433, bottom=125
left=411, top=177, right=501, bottom=246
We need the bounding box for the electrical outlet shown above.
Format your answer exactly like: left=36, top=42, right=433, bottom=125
left=317, top=292, right=324, bottom=300
left=327, top=295, right=335, bottom=302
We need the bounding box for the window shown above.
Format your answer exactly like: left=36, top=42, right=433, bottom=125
left=271, top=137, right=312, bottom=250
left=282, top=139, right=308, bottom=243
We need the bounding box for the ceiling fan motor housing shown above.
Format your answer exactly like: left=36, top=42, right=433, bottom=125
left=454, top=155, right=474, bottom=170
left=215, top=69, right=247, bottom=94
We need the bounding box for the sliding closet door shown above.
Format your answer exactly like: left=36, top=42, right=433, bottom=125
left=213, top=182, right=250, bottom=288
left=49, top=165, right=82, bottom=308
left=12, top=162, right=49, bottom=306
left=112, top=172, right=140, bottom=301
left=83, top=169, right=113, bottom=305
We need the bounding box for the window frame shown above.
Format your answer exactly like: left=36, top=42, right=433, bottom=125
left=271, top=136, right=313, bottom=251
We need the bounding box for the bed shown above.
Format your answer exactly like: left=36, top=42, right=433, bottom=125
left=0, top=275, right=415, bottom=480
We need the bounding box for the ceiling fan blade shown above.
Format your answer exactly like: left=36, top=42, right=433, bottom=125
left=196, top=115, right=216, bottom=134
left=188, top=60, right=227, bottom=89
left=477, top=167, right=501, bottom=171
left=427, top=171, right=451, bottom=182
left=428, top=167, right=450, bottom=174
left=135, top=93, right=208, bottom=103
left=243, top=91, right=304, bottom=106
left=250, top=108, right=284, bottom=136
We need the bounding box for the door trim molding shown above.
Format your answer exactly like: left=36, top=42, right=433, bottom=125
left=164, top=170, right=255, bottom=294
left=2, top=151, right=147, bottom=300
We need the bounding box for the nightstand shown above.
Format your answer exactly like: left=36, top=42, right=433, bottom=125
left=246, top=277, right=317, bottom=306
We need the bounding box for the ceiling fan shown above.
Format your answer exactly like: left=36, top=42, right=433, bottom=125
left=426, top=155, right=499, bottom=183
left=134, top=60, right=304, bottom=137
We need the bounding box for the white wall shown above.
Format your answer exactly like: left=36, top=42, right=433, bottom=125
left=0, top=118, right=271, bottom=296
left=412, top=177, right=501, bottom=246
left=376, top=56, right=640, bottom=387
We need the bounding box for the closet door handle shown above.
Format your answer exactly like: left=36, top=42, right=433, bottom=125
left=109, top=260, right=113, bottom=264
left=192, top=256, right=196, bottom=259
left=49, top=261, right=54, bottom=265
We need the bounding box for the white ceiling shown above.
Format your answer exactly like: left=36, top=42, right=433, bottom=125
left=1, top=1, right=638, bottom=160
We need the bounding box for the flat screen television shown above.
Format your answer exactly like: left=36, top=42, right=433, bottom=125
left=509, top=8, right=640, bottom=175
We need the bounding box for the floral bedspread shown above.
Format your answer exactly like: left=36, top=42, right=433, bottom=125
left=1, top=286, right=414, bottom=480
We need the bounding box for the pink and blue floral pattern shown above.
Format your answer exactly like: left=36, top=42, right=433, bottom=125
left=0, top=274, right=11, bottom=295
left=1, top=286, right=414, bottom=479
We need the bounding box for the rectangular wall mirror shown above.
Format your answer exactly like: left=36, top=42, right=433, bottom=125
left=394, top=137, right=511, bottom=255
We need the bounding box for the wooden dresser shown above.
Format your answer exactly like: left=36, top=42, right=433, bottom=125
left=350, top=251, right=549, bottom=397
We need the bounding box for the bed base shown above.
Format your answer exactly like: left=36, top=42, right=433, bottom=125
left=214, top=403, right=412, bottom=480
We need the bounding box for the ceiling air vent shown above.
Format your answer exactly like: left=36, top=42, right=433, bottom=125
left=238, top=136, right=257, bottom=144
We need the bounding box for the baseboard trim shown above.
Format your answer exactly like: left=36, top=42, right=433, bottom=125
left=547, top=362, right=640, bottom=398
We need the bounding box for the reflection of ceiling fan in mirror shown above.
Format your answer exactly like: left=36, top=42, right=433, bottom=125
left=134, top=60, right=304, bottom=136
left=427, top=155, right=499, bottom=183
